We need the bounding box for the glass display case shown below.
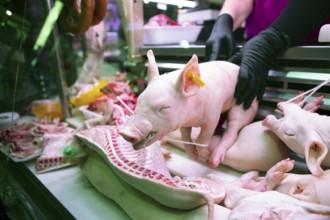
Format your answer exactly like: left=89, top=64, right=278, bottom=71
left=0, top=0, right=130, bottom=218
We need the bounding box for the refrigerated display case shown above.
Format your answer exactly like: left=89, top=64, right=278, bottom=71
left=0, top=0, right=130, bottom=218
left=1, top=0, right=330, bottom=219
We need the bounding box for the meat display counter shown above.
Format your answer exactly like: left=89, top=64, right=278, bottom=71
left=1, top=45, right=329, bottom=219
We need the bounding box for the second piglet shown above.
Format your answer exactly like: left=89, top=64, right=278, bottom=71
left=119, top=50, right=258, bottom=167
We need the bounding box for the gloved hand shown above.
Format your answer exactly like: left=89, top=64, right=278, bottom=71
left=229, top=27, right=290, bottom=109
left=205, top=14, right=234, bottom=61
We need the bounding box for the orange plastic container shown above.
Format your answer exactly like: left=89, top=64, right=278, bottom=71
left=32, top=101, right=63, bottom=119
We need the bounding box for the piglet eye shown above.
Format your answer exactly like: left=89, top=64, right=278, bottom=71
left=159, top=106, right=170, bottom=113
left=284, top=131, right=295, bottom=137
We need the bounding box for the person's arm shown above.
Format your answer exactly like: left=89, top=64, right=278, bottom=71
left=271, top=0, right=330, bottom=44
left=205, top=0, right=253, bottom=61
left=230, top=0, right=330, bottom=109
left=219, top=0, right=253, bottom=31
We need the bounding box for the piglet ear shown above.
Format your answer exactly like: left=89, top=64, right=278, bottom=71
left=305, top=138, right=328, bottom=176
left=147, top=50, right=160, bottom=80
left=177, top=54, right=201, bottom=97
left=288, top=178, right=320, bottom=204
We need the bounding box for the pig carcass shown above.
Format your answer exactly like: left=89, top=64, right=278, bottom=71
left=206, top=94, right=324, bottom=172
left=231, top=158, right=330, bottom=206
left=70, top=125, right=227, bottom=220
left=262, top=102, right=330, bottom=176
left=120, top=50, right=258, bottom=167
left=275, top=169, right=330, bottom=206
left=166, top=122, right=289, bottom=172
left=225, top=189, right=330, bottom=220
left=165, top=94, right=324, bottom=172
left=212, top=121, right=289, bottom=172
left=80, top=151, right=231, bottom=220
left=208, top=159, right=330, bottom=220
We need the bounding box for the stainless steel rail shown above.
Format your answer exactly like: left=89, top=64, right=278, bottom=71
left=141, top=45, right=330, bottom=61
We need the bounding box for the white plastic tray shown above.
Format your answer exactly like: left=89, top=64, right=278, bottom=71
left=0, top=143, right=42, bottom=162
left=143, top=26, right=203, bottom=45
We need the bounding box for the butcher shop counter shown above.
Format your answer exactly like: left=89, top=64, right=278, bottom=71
left=0, top=141, right=242, bottom=220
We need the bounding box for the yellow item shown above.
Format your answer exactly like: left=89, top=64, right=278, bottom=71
left=32, top=102, right=63, bottom=119
left=70, top=80, right=107, bottom=107
left=188, top=71, right=205, bottom=87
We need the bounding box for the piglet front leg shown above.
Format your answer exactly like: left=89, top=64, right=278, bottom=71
left=253, top=158, right=295, bottom=192
left=209, top=101, right=258, bottom=167
left=180, top=127, right=196, bottom=160
left=195, top=122, right=221, bottom=162
left=180, top=125, right=216, bottom=161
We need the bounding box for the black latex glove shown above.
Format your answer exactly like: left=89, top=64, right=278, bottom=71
left=229, top=27, right=290, bottom=109
left=205, top=14, right=234, bottom=61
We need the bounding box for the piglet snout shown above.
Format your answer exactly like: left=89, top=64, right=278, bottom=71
left=119, top=128, right=140, bottom=145
left=261, top=115, right=277, bottom=128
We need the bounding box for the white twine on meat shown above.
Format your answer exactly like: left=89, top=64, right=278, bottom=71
left=283, top=76, right=330, bottom=105
left=116, top=96, right=208, bottom=148
left=164, top=137, right=208, bottom=147
left=116, top=96, right=134, bottom=114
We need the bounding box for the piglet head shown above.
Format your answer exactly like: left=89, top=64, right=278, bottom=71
left=262, top=103, right=328, bottom=176
left=120, top=50, right=202, bottom=150
left=286, top=178, right=320, bottom=204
